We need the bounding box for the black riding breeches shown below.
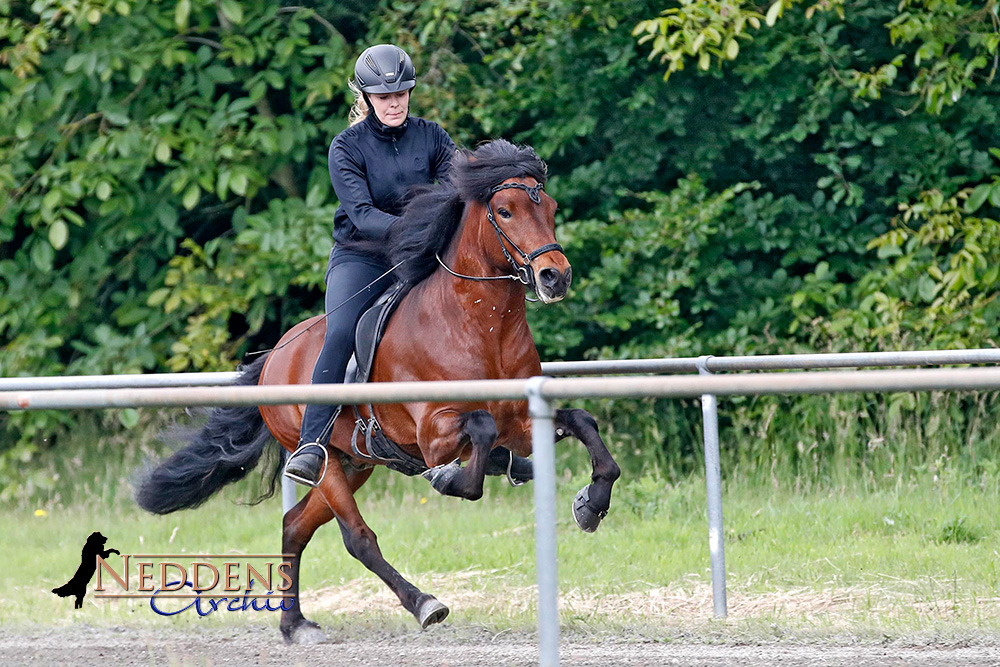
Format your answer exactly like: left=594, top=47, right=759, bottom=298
left=299, top=259, right=394, bottom=445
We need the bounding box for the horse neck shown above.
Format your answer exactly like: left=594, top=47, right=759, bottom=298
left=436, top=201, right=527, bottom=315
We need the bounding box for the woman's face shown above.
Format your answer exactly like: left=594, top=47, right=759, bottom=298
left=369, top=90, right=410, bottom=127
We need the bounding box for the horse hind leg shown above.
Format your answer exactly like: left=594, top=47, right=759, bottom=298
left=555, top=408, right=621, bottom=533
left=323, top=457, right=449, bottom=629
left=335, top=517, right=448, bottom=629
left=280, top=487, right=335, bottom=645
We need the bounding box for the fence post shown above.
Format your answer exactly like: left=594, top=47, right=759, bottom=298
left=281, top=452, right=297, bottom=515
left=526, top=376, right=560, bottom=667
left=696, top=355, right=727, bottom=619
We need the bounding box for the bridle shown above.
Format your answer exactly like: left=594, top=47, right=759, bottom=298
left=436, top=181, right=563, bottom=293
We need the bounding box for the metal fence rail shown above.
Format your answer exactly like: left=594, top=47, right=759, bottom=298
left=5, top=358, right=1000, bottom=667
left=4, top=347, right=1000, bottom=391
left=543, top=348, right=1000, bottom=375
left=4, top=367, right=1000, bottom=410
left=0, top=371, right=238, bottom=391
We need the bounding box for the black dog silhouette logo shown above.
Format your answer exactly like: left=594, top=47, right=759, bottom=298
left=51, top=531, right=120, bottom=609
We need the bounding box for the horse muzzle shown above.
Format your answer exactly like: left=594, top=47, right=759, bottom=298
left=534, top=266, right=572, bottom=303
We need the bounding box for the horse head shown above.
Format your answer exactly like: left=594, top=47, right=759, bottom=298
left=378, top=139, right=571, bottom=303
left=450, top=140, right=571, bottom=304
left=476, top=176, right=571, bottom=303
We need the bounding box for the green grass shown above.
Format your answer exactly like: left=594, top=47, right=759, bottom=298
left=5, top=452, right=1000, bottom=642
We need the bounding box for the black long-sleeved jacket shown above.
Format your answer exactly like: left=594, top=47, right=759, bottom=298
left=328, top=111, right=455, bottom=252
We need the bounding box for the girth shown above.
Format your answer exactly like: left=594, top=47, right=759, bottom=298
left=350, top=407, right=428, bottom=477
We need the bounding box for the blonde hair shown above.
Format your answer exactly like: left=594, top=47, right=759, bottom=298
left=348, top=79, right=369, bottom=126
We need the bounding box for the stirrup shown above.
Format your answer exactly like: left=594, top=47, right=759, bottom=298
left=506, top=449, right=527, bottom=488
left=283, top=443, right=330, bottom=488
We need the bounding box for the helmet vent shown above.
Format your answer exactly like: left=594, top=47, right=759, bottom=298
left=364, top=54, right=379, bottom=79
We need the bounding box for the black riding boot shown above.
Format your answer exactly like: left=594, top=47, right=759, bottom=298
left=284, top=403, right=341, bottom=487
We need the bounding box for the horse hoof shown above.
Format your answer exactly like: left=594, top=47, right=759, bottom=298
left=422, top=461, right=462, bottom=495
left=283, top=620, right=326, bottom=645
left=417, top=596, right=450, bottom=629
left=572, top=485, right=607, bottom=533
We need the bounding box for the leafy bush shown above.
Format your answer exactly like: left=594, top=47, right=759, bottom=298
left=2, top=0, right=1000, bottom=500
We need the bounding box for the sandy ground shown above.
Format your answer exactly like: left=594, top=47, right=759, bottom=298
left=8, top=574, right=1000, bottom=665
left=3, top=626, right=1000, bottom=666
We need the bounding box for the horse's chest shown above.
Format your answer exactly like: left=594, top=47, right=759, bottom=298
left=494, top=320, right=540, bottom=376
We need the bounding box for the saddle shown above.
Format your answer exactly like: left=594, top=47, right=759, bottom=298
left=342, top=282, right=429, bottom=477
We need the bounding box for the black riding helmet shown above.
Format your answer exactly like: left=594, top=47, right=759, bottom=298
left=354, top=44, right=416, bottom=94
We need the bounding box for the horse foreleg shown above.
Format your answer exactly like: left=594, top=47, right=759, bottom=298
left=555, top=408, right=621, bottom=533
left=280, top=488, right=335, bottom=645
left=485, top=446, right=533, bottom=483
left=421, top=409, right=497, bottom=501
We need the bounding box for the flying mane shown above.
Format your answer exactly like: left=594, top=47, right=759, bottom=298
left=384, top=139, right=548, bottom=285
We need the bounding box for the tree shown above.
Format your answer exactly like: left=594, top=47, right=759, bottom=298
left=634, top=0, right=1000, bottom=114
left=2, top=0, right=999, bottom=494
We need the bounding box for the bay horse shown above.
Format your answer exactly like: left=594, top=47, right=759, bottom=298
left=136, top=139, right=621, bottom=644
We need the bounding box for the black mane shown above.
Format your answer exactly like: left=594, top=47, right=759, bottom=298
left=340, top=139, right=548, bottom=285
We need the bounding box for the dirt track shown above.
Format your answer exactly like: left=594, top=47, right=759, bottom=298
left=3, top=626, right=1000, bottom=666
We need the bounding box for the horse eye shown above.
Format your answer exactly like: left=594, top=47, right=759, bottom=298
left=498, top=208, right=512, bottom=219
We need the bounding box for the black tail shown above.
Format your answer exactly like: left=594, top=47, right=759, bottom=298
left=134, top=355, right=280, bottom=515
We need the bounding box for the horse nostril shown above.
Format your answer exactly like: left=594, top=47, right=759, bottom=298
left=539, top=267, right=559, bottom=288
left=563, top=267, right=572, bottom=287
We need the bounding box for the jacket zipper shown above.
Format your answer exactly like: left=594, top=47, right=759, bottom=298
left=391, top=135, right=402, bottom=184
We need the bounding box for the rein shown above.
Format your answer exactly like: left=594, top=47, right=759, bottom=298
left=436, top=181, right=562, bottom=293
left=253, top=182, right=559, bottom=358
left=245, top=260, right=404, bottom=357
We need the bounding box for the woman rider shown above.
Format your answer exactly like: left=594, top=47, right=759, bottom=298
left=284, top=44, right=457, bottom=487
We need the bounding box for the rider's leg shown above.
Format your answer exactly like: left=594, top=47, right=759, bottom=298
left=285, top=259, right=393, bottom=486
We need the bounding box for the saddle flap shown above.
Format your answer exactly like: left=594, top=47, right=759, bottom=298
left=353, top=281, right=410, bottom=384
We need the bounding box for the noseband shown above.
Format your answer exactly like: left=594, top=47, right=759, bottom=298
left=436, top=181, right=564, bottom=293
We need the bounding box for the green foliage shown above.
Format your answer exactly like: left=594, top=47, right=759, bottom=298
left=793, top=180, right=1000, bottom=348
left=0, top=0, right=357, bottom=474
left=381, top=0, right=1000, bottom=485
left=528, top=176, right=760, bottom=359
left=633, top=0, right=771, bottom=78
left=634, top=0, right=1000, bottom=114
left=2, top=0, right=1000, bottom=498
